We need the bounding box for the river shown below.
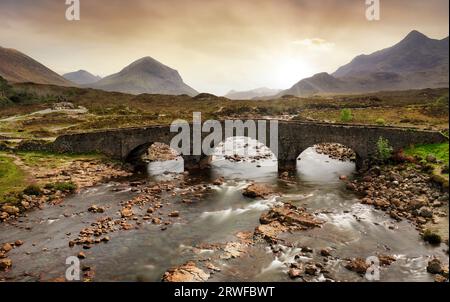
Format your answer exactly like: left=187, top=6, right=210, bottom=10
left=0, top=138, right=446, bottom=282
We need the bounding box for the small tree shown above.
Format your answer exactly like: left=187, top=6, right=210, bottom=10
left=340, top=109, right=353, bottom=122
left=376, top=136, right=393, bottom=162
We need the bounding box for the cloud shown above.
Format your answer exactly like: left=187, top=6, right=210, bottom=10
left=291, top=38, right=335, bottom=51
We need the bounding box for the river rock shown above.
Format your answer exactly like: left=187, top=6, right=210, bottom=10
left=288, top=266, right=304, bottom=279
left=0, top=258, right=12, bottom=270
left=259, top=203, right=323, bottom=229
left=1, top=205, right=20, bottom=216
left=254, top=222, right=288, bottom=242
left=320, top=248, right=332, bottom=257
left=162, top=261, right=210, bottom=282
left=0, top=212, right=9, bottom=221
left=88, top=205, right=105, bottom=213
left=243, top=183, right=274, bottom=199
left=427, top=258, right=443, bottom=274
left=168, top=211, right=180, bottom=218
left=378, top=254, right=396, bottom=266
left=1, top=243, right=12, bottom=253
left=345, top=258, right=370, bottom=274
left=120, top=207, right=133, bottom=218
left=418, top=207, right=433, bottom=218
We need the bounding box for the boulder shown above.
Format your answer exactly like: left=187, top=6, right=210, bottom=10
left=243, top=183, right=274, bottom=199
left=162, top=261, right=210, bottom=282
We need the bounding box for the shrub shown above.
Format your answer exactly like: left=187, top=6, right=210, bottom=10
left=376, top=137, right=393, bottom=162
left=422, top=229, right=442, bottom=245
left=375, top=118, right=386, bottom=126
left=340, top=109, right=353, bottom=122
left=45, top=182, right=77, bottom=192
left=23, top=184, right=42, bottom=196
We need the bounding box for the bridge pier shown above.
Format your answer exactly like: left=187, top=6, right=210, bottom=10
left=182, top=155, right=211, bottom=170
left=278, top=159, right=297, bottom=172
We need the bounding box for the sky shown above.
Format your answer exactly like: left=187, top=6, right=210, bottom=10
left=0, top=0, right=449, bottom=95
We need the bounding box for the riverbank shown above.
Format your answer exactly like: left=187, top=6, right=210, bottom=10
left=0, top=151, right=132, bottom=223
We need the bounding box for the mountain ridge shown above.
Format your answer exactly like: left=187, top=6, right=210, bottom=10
left=0, top=46, right=73, bottom=87
left=279, top=30, right=449, bottom=98
left=88, top=57, right=198, bottom=96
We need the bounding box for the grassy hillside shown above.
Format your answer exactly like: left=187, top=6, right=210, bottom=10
left=0, top=81, right=448, bottom=141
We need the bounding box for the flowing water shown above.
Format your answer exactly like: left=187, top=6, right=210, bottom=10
left=0, top=138, right=447, bottom=282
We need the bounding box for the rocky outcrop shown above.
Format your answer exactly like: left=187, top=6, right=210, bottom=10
left=162, top=261, right=210, bottom=282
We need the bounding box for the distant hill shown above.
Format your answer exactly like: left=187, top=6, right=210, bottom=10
left=225, top=87, right=281, bottom=100
left=279, top=30, right=449, bottom=97
left=0, top=46, right=73, bottom=87
left=63, top=70, right=101, bottom=85
left=88, top=57, right=198, bottom=96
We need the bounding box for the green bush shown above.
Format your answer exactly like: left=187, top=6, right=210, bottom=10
left=422, top=229, right=442, bottom=245
left=375, top=118, right=386, bottom=126
left=340, top=109, right=353, bottom=122
left=45, top=182, right=77, bottom=192
left=376, top=137, right=393, bottom=162
left=23, top=184, right=42, bottom=196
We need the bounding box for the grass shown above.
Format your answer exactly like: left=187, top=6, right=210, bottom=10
left=0, top=152, right=27, bottom=199
left=405, top=143, right=449, bottom=189
left=405, top=143, right=449, bottom=166
left=16, top=151, right=105, bottom=169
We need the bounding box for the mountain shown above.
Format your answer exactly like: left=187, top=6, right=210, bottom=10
left=88, top=57, right=198, bottom=96
left=0, top=46, right=73, bottom=86
left=279, top=30, right=449, bottom=97
left=225, top=87, right=282, bottom=100
left=63, top=70, right=101, bottom=85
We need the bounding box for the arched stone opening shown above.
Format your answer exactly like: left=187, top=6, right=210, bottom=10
left=126, top=142, right=183, bottom=175
left=296, top=143, right=358, bottom=182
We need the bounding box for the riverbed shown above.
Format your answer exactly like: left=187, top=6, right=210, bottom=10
left=0, top=139, right=447, bottom=282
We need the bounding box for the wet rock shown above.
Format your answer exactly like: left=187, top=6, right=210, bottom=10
left=288, top=265, right=304, bottom=279
left=378, top=254, right=396, bottom=266
left=0, top=258, right=12, bottom=271
left=427, top=258, right=443, bottom=274
left=213, top=177, right=225, bottom=186
left=259, top=203, right=323, bottom=229
left=304, top=264, right=319, bottom=276
left=1, top=243, right=13, bottom=253
left=77, top=252, right=86, bottom=259
left=345, top=258, right=369, bottom=274
left=418, top=207, right=433, bottom=218
left=320, top=248, right=332, bottom=257
left=162, top=261, right=210, bottom=282
left=0, top=212, right=9, bottom=221
left=254, top=222, right=288, bottom=242
left=88, top=205, right=105, bottom=214
left=434, top=275, right=447, bottom=282
left=168, top=211, right=180, bottom=218
left=152, top=218, right=162, bottom=225
left=206, top=262, right=221, bottom=272
left=120, top=207, right=133, bottom=218
left=1, top=205, right=20, bottom=216
left=221, top=242, right=247, bottom=259
left=243, top=183, right=274, bottom=199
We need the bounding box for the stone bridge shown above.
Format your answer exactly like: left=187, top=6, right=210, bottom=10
left=51, top=121, right=448, bottom=171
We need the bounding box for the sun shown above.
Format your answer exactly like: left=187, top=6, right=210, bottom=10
left=274, top=56, right=315, bottom=89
